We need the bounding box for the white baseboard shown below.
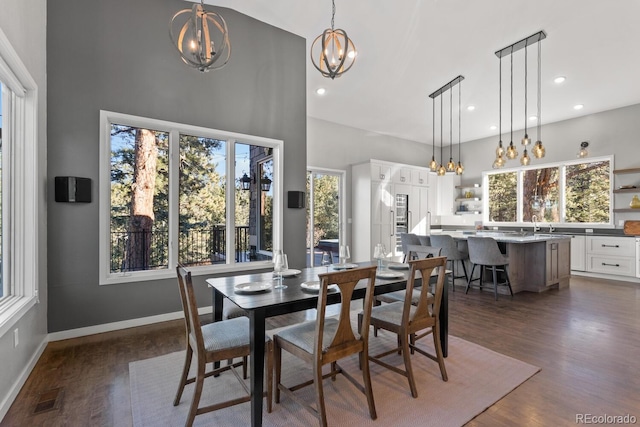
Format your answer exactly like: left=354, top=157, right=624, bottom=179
left=48, top=306, right=212, bottom=342
left=0, top=336, right=48, bottom=421
left=571, top=271, right=640, bottom=284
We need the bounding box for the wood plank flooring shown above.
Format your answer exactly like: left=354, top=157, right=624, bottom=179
left=2, top=275, right=639, bottom=426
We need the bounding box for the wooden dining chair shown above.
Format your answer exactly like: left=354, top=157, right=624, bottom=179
left=174, top=265, right=273, bottom=427
left=363, top=257, right=448, bottom=398
left=274, top=265, right=378, bottom=427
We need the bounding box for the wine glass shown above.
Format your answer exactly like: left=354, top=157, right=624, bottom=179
left=373, top=243, right=387, bottom=271
left=339, top=245, right=350, bottom=266
left=321, top=251, right=332, bottom=272
left=273, top=252, right=288, bottom=289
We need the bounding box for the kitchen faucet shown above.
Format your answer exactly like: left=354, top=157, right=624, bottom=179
left=532, top=215, right=540, bottom=232
left=548, top=223, right=555, bottom=233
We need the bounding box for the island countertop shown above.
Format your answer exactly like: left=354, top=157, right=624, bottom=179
left=436, top=230, right=571, bottom=244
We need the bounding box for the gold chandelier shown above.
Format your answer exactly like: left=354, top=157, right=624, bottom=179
left=310, top=0, right=357, bottom=79
left=429, top=76, right=465, bottom=176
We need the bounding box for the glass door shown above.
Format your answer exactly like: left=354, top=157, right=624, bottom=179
left=306, top=169, right=344, bottom=267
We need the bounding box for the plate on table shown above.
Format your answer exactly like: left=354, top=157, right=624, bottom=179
left=300, top=281, right=338, bottom=292
left=387, top=263, right=410, bottom=270
left=331, top=263, right=358, bottom=270
left=376, top=271, right=405, bottom=280
left=278, top=269, right=301, bottom=277
left=234, top=282, right=273, bottom=294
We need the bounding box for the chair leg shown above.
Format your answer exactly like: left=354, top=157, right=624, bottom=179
left=174, top=345, right=193, bottom=406
left=504, top=265, right=514, bottom=297
left=186, top=360, right=206, bottom=427
left=266, top=341, right=273, bottom=413
left=465, top=264, right=476, bottom=294
left=360, top=349, right=377, bottom=420
left=274, top=340, right=282, bottom=404
left=432, top=323, right=448, bottom=382
left=461, top=259, right=469, bottom=282
left=243, top=356, right=248, bottom=379
left=450, top=260, right=456, bottom=292
left=400, top=333, right=418, bottom=398
left=492, top=266, right=498, bottom=300
left=313, top=364, right=328, bottom=427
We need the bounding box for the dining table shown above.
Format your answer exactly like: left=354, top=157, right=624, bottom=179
left=206, top=261, right=450, bottom=427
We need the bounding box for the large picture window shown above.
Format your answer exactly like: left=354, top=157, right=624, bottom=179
left=484, top=157, right=611, bottom=226
left=100, top=111, right=282, bottom=284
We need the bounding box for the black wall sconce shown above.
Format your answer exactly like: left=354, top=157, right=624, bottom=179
left=577, top=141, right=589, bottom=158
left=239, top=172, right=272, bottom=192
left=287, top=191, right=305, bottom=209
left=55, top=176, right=92, bottom=203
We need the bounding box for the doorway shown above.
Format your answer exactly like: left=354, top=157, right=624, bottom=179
left=306, top=168, right=345, bottom=267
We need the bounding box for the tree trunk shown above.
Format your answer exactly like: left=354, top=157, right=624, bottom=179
left=124, top=129, right=157, bottom=271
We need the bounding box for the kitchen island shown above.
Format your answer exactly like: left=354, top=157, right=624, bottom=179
left=438, top=231, right=571, bottom=294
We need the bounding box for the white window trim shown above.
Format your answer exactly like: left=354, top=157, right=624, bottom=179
left=99, top=111, right=283, bottom=285
left=482, top=155, right=614, bottom=228
left=0, top=27, right=40, bottom=338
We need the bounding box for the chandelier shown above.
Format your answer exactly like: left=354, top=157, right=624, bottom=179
left=310, top=0, right=357, bottom=79
left=429, top=75, right=465, bottom=176
left=169, top=0, right=231, bottom=72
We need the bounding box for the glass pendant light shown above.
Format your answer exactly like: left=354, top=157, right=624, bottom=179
left=455, top=81, right=464, bottom=175
left=447, top=88, right=456, bottom=172
left=506, top=49, right=518, bottom=160
left=521, top=148, right=530, bottom=165
left=533, top=39, right=545, bottom=158
left=437, top=94, right=446, bottom=176
left=521, top=44, right=531, bottom=147
left=429, top=97, right=438, bottom=171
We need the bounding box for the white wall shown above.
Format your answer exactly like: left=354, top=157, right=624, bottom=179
left=0, top=0, right=48, bottom=420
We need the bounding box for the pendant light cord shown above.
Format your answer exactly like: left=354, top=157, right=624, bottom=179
left=524, top=45, right=528, bottom=136
left=458, top=80, right=461, bottom=159
left=432, top=97, right=435, bottom=158
left=499, top=55, right=502, bottom=143
left=440, top=94, right=443, bottom=164
left=449, top=86, right=453, bottom=160
left=510, top=48, right=513, bottom=143
left=331, top=0, right=335, bottom=30
left=537, top=40, right=542, bottom=141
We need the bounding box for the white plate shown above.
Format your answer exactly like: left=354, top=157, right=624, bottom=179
left=387, top=263, right=410, bottom=270
left=331, top=263, right=358, bottom=270
left=277, top=269, right=301, bottom=277
left=234, top=282, right=273, bottom=294
left=300, top=281, right=338, bottom=292
left=376, top=271, right=405, bottom=279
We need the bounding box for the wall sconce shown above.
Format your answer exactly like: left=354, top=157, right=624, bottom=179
left=240, top=172, right=272, bottom=192
left=577, top=141, right=589, bottom=158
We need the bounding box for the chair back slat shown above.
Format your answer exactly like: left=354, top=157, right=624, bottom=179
left=404, top=257, right=447, bottom=326
left=316, top=266, right=378, bottom=355
left=176, top=264, right=204, bottom=352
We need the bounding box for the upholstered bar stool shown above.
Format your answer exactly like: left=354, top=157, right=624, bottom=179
left=400, top=233, right=421, bottom=262
left=465, top=236, right=514, bottom=300
left=429, top=234, right=468, bottom=291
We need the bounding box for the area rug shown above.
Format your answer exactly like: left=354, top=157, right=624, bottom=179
left=130, top=328, right=539, bottom=427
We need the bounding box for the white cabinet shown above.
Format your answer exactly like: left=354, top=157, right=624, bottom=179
left=410, top=169, right=430, bottom=186
left=569, top=235, right=586, bottom=271
left=352, top=160, right=432, bottom=262
left=436, top=173, right=460, bottom=216
left=586, top=236, right=636, bottom=277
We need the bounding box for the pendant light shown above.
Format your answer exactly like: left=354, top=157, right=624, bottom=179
left=429, top=97, right=438, bottom=171
left=505, top=49, right=518, bottom=160
left=437, top=94, right=446, bottom=176
left=493, top=55, right=505, bottom=169
left=533, top=39, right=546, bottom=158
left=446, top=88, right=456, bottom=172
left=310, top=0, right=357, bottom=79
left=455, top=81, right=464, bottom=175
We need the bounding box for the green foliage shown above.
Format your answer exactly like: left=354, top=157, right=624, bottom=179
left=565, top=161, right=610, bottom=223
left=488, top=172, right=517, bottom=222
left=307, top=173, right=340, bottom=247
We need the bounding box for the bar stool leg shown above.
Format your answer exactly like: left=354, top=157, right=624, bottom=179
left=492, top=266, right=498, bottom=300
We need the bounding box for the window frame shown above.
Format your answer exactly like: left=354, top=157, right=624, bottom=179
left=0, top=28, right=40, bottom=338
left=483, top=155, right=613, bottom=228
left=99, top=111, right=283, bottom=285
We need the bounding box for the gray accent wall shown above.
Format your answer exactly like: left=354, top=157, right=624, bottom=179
left=47, top=0, right=306, bottom=332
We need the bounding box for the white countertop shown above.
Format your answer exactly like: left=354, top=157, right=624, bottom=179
left=438, top=230, right=571, bottom=244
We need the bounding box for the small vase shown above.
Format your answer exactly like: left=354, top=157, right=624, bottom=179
left=631, top=195, right=640, bottom=209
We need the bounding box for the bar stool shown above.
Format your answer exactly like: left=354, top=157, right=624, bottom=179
left=400, top=233, right=421, bottom=262
left=465, top=236, right=513, bottom=300
left=429, top=234, right=468, bottom=291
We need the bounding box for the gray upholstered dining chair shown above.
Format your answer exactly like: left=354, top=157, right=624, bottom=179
left=429, top=234, right=468, bottom=291
left=417, top=235, right=431, bottom=247
left=400, top=233, right=421, bottom=262
left=465, top=236, right=514, bottom=300
left=362, top=256, right=448, bottom=398
left=174, top=265, right=272, bottom=427
left=274, top=266, right=378, bottom=427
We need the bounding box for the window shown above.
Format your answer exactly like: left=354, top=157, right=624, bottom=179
left=0, top=30, right=39, bottom=335
left=100, top=111, right=282, bottom=284
left=484, top=157, right=612, bottom=226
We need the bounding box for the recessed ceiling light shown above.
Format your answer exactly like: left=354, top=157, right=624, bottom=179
left=467, top=105, right=475, bottom=111
left=529, top=115, right=538, bottom=121
left=554, top=76, right=566, bottom=84
left=489, top=125, right=497, bottom=130
left=316, top=88, right=326, bottom=95
left=573, top=104, right=584, bottom=110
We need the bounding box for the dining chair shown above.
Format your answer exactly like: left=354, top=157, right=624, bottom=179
left=274, top=265, right=378, bottom=427
left=174, top=265, right=273, bottom=427
left=465, top=236, right=514, bottom=300
left=362, top=256, right=448, bottom=398
left=400, top=233, right=421, bottom=262
left=429, top=234, right=469, bottom=291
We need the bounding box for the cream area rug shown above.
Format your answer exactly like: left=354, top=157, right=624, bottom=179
left=129, top=329, right=539, bottom=427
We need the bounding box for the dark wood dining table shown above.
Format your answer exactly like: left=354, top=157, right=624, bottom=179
left=206, top=262, right=450, bottom=427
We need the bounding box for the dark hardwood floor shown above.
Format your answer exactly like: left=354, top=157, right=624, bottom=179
left=2, top=275, right=639, bottom=426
